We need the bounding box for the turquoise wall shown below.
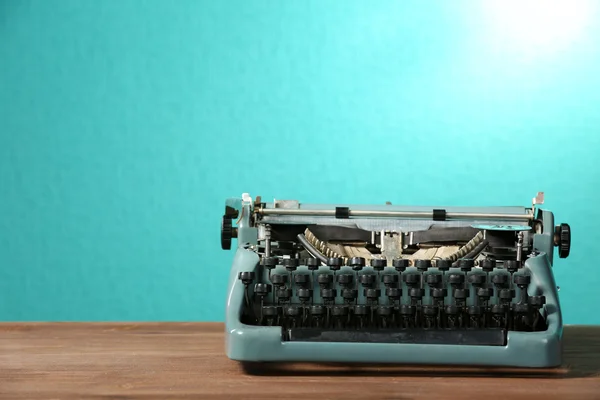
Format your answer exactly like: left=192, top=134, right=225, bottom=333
left=1, top=0, right=599, bottom=323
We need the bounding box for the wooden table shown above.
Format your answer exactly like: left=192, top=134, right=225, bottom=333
left=1, top=323, right=599, bottom=399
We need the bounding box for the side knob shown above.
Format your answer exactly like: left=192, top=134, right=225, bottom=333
left=555, top=223, right=571, bottom=258
left=221, top=215, right=237, bottom=250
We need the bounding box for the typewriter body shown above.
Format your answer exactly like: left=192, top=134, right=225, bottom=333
left=221, top=192, right=570, bottom=368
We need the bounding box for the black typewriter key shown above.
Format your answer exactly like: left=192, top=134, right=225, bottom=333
left=254, top=283, right=272, bottom=324
left=276, top=288, right=292, bottom=303
left=377, top=306, right=393, bottom=328
left=467, top=305, right=484, bottom=328
left=284, top=305, right=301, bottom=328
left=305, top=257, right=320, bottom=270
left=342, top=288, right=358, bottom=305
left=337, top=274, right=354, bottom=287
left=514, top=274, right=531, bottom=304
left=294, top=274, right=310, bottom=287
left=393, top=258, right=409, bottom=272
left=492, top=273, right=508, bottom=293
left=415, top=259, right=431, bottom=272
left=499, top=288, right=515, bottom=301
left=529, top=295, right=546, bottom=307
left=349, top=256, right=366, bottom=270
left=448, top=273, right=465, bottom=285
left=491, top=304, right=507, bottom=328
left=283, top=258, right=299, bottom=272
left=364, top=288, right=381, bottom=304
left=332, top=305, right=348, bottom=328
left=354, top=305, right=370, bottom=329
left=529, top=295, right=546, bottom=330
left=238, top=271, right=255, bottom=285
left=320, top=288, right=337, bottom=301
left=371, top=258, right=387, bottom=270
left=385, top=287, right=402, bottom=305
left=382, top=274, right=399, bottom=287
left=444, top=305, right=459, bottom=329
left=436, top=259, right=451, bottom=271
left=505, top=259, right=519, bottom=274
left=480, top=258, right=496, bottom=273
left=360, top=274, right=376, bottom=288
left=453, top=288, right=469, bottom=300
left=317, top=273, right=333, bottom=287
left=468, top=273, right=486, bottom=286
left=409, top=287, right=425, bottom=300
left=422, top=305, right=438, bottom=329
left=400, top=305, right=416, bottom=328
left=262, top=256, right=278, bottom=280
left=271, top=274, right=287, bottom=286
left=262, top=306, right=279, bottom=326
left=459, top=258, right=474, bottom=272
left=297, top=288, right=313, bottom=303
left=426, top=273, right=442, bottom=286
left=404, top=273, right=421, bottom=286
left=310, top=305, right=325, bottom=327
left=327, top=257, right=343, bottom=272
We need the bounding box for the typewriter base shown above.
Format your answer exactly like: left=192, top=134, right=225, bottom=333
left=226, top=324, right=562, bottom=368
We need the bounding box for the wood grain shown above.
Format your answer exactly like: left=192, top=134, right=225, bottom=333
left=1, top=323, right=599, bottom=399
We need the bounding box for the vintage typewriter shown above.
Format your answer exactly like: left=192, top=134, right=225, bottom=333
left=221, top=192, right=570, bottom=368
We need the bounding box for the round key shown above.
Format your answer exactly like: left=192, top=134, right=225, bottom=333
left=448, top=274, right=465, bottom=285
left=415, top=259, right=432, bottom=272
left=336, top=274, right=354, bottom=286
left=317, top=274, right=333, bottom=286
left=491, top=304, right=507, bottom=314
left=431, top=288, right=447, bottom=298
left=276, top=288, right=292, bottom=300
left=371, top=258, right=387, bottom=270
left=459, top=259, right=475, bottom=272
left=359, top=274, right=376, bottom=287
left=514, top=274, right=531, bottom=286
left=320, top=288, right=337, bottom=300
left=238, top=271, right=255, bottom=285
left=262, top=257, right=278, bottom=269
left=385, top=287, right=402, bottom=299
left=283, top=258, right=299, bottom=271
left=271, top=274, right=287, bottom=286
left=499, top=289, right=515, bottom=300
left=297, top=288, right=312, bottom=301
left=445, top=305, right=459, bottom=315
left=311, top=305, right=325, bottom=315
left=477, top=287, right=494, bottom=299
left=332, top=305, right=348, bottom=316
left=392, top=258, right=409, bottom=271
left=400, top=305, right=416, bottom=315
left=263, top=306, right=279, bottom=317
left=403, top=273, right=421, bottom=285
left=284, top=305, right=300, bottom=317
left=409, top=288, right=425, bottom=298
left=423, top=305, right=438, bottom=316
left=453, top=288, right=469, bottom=299
left=382, top=274, right=399, bottom=286
left=492, top=274, right=508, bottom=286
left=349, top=257, right=366, bottom=271
left=364, top=288, right=381, bottom=299
left=468, top=305, right=483, bottom=315
left=480, top=259, right=496, bottom=272
left=436, top=259, right=452, bottom=271
left=426, top=273, right=442, bottom=286
left=505, top=260, right=519, bottom=273
left=254, top=283, right=271, bottom=296
left=354, top=305, right=370, bottom=315
left=514, top=303, right=531, bottom=313
left=468, top=273, right=486, bottom=286
left=327, top=257, right=344, bottom=270
left=378, top=306, right=393, bottom=316
left=294, top=274, right=310, bottom=286
left=305, top=258, right=320, bottom=270
left=529, top=295, right=546, bottom=306
left=342, top=288, right=358, bottom=300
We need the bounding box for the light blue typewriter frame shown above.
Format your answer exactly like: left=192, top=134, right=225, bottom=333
left=224, top=197, right=562, bottom=368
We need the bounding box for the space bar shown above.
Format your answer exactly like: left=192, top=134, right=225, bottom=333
left=284, top=328, right=507, bottom=346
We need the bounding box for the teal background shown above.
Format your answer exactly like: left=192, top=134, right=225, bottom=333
left=0, top=1, right=598, bottom=323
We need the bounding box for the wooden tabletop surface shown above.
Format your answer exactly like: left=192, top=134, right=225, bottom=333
left=1, top=323, right=599, bottom=399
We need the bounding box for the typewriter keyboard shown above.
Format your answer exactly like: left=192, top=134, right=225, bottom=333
left=238, top=257, right=547, bottom=345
